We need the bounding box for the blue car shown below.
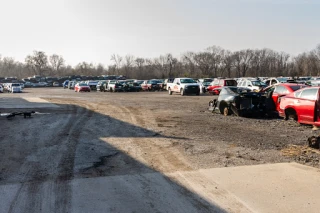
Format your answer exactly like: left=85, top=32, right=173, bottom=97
left=63, top=80, right=69, bottom=89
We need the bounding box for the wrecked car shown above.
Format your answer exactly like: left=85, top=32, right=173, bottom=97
left=208, top=86, right=267, bottom=117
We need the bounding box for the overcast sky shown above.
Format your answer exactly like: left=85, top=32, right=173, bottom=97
left=0, top=0, right=319, bottom=66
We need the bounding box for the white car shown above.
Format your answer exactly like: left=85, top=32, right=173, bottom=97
left=0, top=84, right=3, bottom=93
left=38, top=82, right=48, bottom=87
left=53, top=82, right=60, bottom=87
left=237, top=78, right=266, bottom=91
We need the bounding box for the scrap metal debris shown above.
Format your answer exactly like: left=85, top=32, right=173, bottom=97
left=281, top=145, right=320, bottom=157
left=0, top=111, right=36, bottom=119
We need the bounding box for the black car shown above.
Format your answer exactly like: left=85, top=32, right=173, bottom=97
left=122, top=82, right=141, bottom=92
left=208, top=86, right=267, bottom=117
left=97, top=81, right=108, bottom=92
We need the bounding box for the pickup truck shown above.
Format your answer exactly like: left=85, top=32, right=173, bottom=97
left=167, top=78, right=200, bottom=96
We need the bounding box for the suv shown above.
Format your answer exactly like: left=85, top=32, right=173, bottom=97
left=237, top=78, right=266, bottom=92
left=207, top=78, right=237, bottom=95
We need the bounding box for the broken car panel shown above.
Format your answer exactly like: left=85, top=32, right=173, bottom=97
left=209, top=86, right=267, bottom=117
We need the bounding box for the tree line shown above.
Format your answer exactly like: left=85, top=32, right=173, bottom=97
left=1, top=44, right=320, bottom=80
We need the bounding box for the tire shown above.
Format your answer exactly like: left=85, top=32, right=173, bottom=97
left=169, top=88, right=172, bottom=95
left=285, top=108, right=298, bottom=121
left=223, top=107, right=230, bottom=116
left=110, top=88, right=113, bottom=92
left=180, top=89, right=184, bottom=96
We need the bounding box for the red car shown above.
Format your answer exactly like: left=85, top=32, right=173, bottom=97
left=279, top=87, right=320, bottom=126
left=262, top=83, right=307, bottom=111
left=74, top=83, right=91, bottom=92
left=207, top=79, right=237, bottom=95
left=141, top=79, right=162, bottom=91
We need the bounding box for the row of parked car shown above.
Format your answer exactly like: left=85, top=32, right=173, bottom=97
left=208, top=82, right=320, bottom=129
left=63, top=79, right=169, bottom=92
left=0, top=83, right=24, bottom=93
left=34, top=74, right=320, bottom=129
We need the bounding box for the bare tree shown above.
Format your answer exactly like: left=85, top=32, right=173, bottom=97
left=49, top=54, right=65, bottom=76
left=25, top=51, right=48, bottom=76
left=220, top=50, right=234, bottom=78
left=233, top=49, right=254, bottom=77
left=123, top=55, right=135, bottom=77
left=110, top=54, right=123, bottom=75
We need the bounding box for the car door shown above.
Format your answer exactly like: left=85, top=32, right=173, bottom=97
left=272, top=85, right=285, bottom=109
left=296, top=88, right=318, bottom=123
left=173, top=79, right=180, bottom=92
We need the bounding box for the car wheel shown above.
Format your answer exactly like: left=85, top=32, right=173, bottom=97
left=180, top=89, right=184, bottom=96
left=285, top=108, right=297, bottom=121
left=169, top=88, right=172, bottom=95
left=223, top=107, right=230, bottom=116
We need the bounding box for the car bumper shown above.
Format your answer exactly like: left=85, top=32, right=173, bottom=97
left=278, top=109, right=285, bottom=118
left=184, top=87, right=200, bottom=94
left=79, top=88, right=90, bottom=91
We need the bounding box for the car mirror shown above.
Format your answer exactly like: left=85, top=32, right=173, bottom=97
left=248, top=85, right=252, bottom=87
left=177, top=83, right=180, bottom=85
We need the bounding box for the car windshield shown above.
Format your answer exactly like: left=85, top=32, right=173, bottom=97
left=289, top=85, right=307, bottom=91
left=228, top=87, right=247, bottom=94
left=203, top=79, right=213, bottom=82
left=252, top=81, right=266, bottom=86
left=203, top=82, right=211, bottom=86
left=79, top=83, right=87, bottom=86
left=180, top=79, right=196, bottom=83
left=277, top=77, right=288, bottom=82
left=150, top=80, right=161, bottom=84
left=12, top=84, right=20, bottom=86
left=225, top=80, right=237, bottom=86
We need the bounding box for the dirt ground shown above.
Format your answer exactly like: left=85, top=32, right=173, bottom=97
left=1, top=88, right=319, bottom=212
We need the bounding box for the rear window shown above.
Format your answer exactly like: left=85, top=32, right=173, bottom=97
left=12, top=84, right=20, bottom=86
left=289, top=85, right=307, bottom=91
left=203, top=79, right=213, bottom=82
left=225, top=80, right=237, bottom=86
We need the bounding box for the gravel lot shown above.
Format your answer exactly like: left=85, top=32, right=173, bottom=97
left=0, top=88, right=319, bottom=212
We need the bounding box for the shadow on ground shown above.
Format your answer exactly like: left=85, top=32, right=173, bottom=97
left=0, top=99, right=227, bottom=213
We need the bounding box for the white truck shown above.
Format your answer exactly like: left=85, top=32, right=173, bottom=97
left=167, top=78, right=200, bottom=96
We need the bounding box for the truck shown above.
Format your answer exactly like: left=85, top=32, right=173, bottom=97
left=167, top=78, right=200, bottom=96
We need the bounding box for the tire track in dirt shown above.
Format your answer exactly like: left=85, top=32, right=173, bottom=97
left=8, top=101, right=93, bottom=213
left=103, top=103, right=193, bottom=173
